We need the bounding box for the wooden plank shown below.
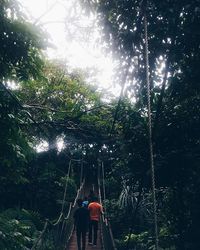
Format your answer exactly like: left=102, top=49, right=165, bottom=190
left=68, top=230, right=102, bottom=250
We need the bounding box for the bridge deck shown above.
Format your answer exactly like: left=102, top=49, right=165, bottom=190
left=67, top=182, right=102, bottom=250
left=68, top=229, right=102, bottom=250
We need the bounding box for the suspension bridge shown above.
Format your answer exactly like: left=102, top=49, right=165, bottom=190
left=1, top=1, right=160, bottom=248
left=31, top=160, right=116, bottom=250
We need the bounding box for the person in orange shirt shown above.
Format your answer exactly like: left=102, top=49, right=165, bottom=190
left=88, top=196, right=103, bottom=246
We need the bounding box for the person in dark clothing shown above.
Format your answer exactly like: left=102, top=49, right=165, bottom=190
left=73, top=199, right=89, bottom=250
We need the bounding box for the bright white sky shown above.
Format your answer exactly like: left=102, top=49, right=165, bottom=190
left=19, top=0, right=121, bottom=152
left=20, top=0, right=120, bottom=95
left=18, top=0, right=166, bottom=152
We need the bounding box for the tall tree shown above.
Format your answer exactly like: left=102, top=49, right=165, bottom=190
left=80, top=1, right=200, bottom=249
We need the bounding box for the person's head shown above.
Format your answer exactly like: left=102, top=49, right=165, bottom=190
left=77, top=198, right=83, bottom=207
left=84, top=196, right=88, bottom=201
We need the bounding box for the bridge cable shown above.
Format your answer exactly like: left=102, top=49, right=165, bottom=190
left=100, top=161, right=117, bottom=250
left=61, top=160, right=72, bottom=215
left=31, top=159, right=85, bottom=249
left=80, top=159, right=83, bottom=188
left=101, top=162, right=106, bottom=202
left=144, top=1, right=159, bottom=249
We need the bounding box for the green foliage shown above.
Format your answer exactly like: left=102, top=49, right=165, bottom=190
left=116, top=231, right=153, bottom=250
left=0, top=0, right=199, bottom=249
left=80, top=1, right=200, bottom=249
left=0, top=89, right=33, bottom=192
left=116, top=228, right=175, bottom=250
left=15, top=60, right=109, bottom=143
left=0, top=208, right=42, bottom=249
left=104, top=199, right=130, bottom=239
left=0, top=0, right=47, bottom=81
left=58, top=176, right=77, bottom=204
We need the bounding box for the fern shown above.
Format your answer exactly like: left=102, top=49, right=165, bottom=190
left=0, top=208, right=43, bottom=249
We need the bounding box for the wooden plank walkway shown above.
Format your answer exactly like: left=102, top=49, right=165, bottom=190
left=67, top=229, right=102, bottom=250
left=67, top=182, right=102, bottom=250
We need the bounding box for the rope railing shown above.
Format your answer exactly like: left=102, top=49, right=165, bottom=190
left=59, top=179, right=85, bottom=248
left=98, top=162, right=117, bottom=250
left=31, top=158, right=85, bottom=250
left=31, top=220, right=49, bottom=250
left=31, top=179, right=85, bottom=250
left=144, top=2, right=159, bottom=249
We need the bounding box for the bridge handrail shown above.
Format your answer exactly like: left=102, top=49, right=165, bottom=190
left=31, top=179, right=85, bottom=250
left=98, top=175, right=117, bottom=250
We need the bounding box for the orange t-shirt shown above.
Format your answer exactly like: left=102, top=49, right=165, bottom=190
left=88, top=202, right=103, bottom=221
